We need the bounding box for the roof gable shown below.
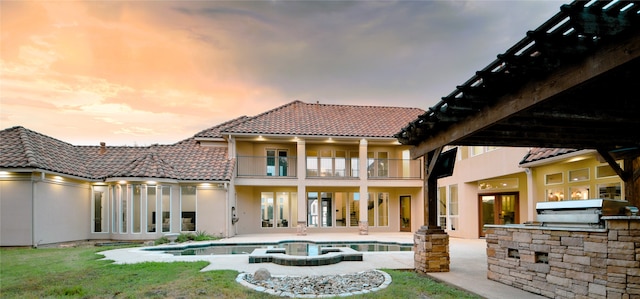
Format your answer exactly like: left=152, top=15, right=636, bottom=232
left=223, top=101, right=424, bottom=138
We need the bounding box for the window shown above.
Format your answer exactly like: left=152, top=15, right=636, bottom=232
left=306, top=150, right=318, bottom=176
left=569, top=168, right=589, bottom=182
left=261, top=192, right=274, bottom=227
left=161, top=186, right=171, bottom=232
left=478, top=178, right=519, bottom=190
left=470, top=146, right=499, bottom=157
left=438, top=187, right=447, bottom=228
left=598, top=183, right=622, bottom=200
left=597, top=163, right=619, bottom=178
left=267, top=149, right=288, bottom=176
left=366, top=192, right=390, bottom=227
left=121, top=185, right=127, bottom=233
left=349, top=193, right=360, bottom=226
left=367, top=152, right=389, bottom=178
left=545, top=173, right=563, bottom=185
left=546, top=188, right=564, bottom=201
left=180, top=186, right=196, bottom=231
left=92, top=186, right=108, bottom=233
left=449, top=185, right=459, bottom=231
left=132, top=185, right=143, bottom=233
left=336, top=192, right=348, bottom=227
left=350, top=151, right=359, bottom=177
left=146, top=185, right=157, bottom=233
left=570, top=186, right=589, bottom=200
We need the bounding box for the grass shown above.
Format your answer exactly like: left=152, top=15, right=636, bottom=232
left=0, top=245, right=481, bottom=299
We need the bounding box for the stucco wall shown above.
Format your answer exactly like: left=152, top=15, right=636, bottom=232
left=196, top=188, right=228, bottom=237
left=0, top=177, right=33, bottom=246
left=35, top=179, right=91, bottom=245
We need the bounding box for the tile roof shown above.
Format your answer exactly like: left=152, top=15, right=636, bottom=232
left=1, top=126, right=233, bottom=181
left=519, top=148, right=580, bottom=165
left=194, top=116, right=250, bottom=139
left=1, top=101, right=423, bottom=181
left=222, top=101, right=425, bottom=138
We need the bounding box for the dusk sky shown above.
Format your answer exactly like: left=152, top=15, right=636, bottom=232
left=1, top=0, right=565, bottom=146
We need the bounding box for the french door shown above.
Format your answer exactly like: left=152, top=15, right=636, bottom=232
left=400, top=196, right=411, bottom=232
left=479, top=192, right=518, bottom=237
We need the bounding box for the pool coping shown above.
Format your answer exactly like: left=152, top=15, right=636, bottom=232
left=248, top=247, right=363, bottom=266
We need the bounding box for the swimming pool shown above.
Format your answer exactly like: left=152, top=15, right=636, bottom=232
left=153, top=240, right=413, bottom=256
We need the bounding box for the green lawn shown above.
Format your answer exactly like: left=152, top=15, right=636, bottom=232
left=0, top=245, right=481, bottom=298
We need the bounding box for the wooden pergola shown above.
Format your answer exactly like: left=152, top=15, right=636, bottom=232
left=396, top=0, right=640, bottom=229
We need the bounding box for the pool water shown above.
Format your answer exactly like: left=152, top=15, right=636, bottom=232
left=158, top=241, right=413, bottom=256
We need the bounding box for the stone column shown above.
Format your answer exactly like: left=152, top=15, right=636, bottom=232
left=414, top=226, right=449, bottom=273
left=358, top=139, right=368, bottom=235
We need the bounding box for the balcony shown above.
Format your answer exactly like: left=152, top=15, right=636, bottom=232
left=236, top=156, right=422, bottom=179
left=236, top=156, right=297, bottom=177
left=367, top=158, right=422, bottom=179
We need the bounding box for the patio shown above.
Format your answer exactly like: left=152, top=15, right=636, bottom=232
left=100, top=233, right=545, bottom=299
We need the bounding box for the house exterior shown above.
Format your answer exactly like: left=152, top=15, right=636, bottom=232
left=0, top=101, right=426, bottom=246
left=436, top=146, right=625, bottom=239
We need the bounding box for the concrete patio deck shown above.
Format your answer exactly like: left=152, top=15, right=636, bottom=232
left=100, top=233, right=545, bottom=299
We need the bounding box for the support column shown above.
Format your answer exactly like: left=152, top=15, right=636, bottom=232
left=358, top=138, right=369, bottom=235
left=296, top=139, right=307, bottom=235
left=414, top=148, right=449, bottom=273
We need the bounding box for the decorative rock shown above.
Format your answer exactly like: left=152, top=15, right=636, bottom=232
left=240, top=270, right=391, bottom=297
left=254, top=268, right=271, bottom=281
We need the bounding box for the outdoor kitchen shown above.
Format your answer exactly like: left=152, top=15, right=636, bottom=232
left=485, top=199, right=640, bottom=298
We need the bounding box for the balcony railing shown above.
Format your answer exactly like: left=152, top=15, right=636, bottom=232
left=236, top=156, right=297, bottom=177
left=367, top=158, right=422, bottom=179
left=236, top=156, right=422, bottom=179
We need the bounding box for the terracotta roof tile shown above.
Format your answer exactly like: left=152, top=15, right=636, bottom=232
left=223, top=101, right=425, bottom=138
left=519, top=147, right=580, bottom=164
left=194, top=116, right=250, bottom=139
left=1, top=126, right=233, bottom=181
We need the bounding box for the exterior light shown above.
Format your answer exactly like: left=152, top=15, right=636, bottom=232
left=53, top=176, right=64, bottom=181
left=118, top=180, right=127, bottom=184
left=146, top=181, right=157, bottom=185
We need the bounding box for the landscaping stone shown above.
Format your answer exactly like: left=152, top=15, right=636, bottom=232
left=240, top=270, right=391, bottom=297
left=254, top=268, right=271, bottom=281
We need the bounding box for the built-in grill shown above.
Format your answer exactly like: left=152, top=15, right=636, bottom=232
left=535, top=199, right=637, bottom=228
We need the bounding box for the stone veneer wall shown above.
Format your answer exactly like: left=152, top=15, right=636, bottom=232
left=486, top=217, right=640, bottom=298
left=414, top=228, right=449, bottom=273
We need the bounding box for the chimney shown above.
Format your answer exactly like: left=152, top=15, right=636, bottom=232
left=99, top=142, right=106, bottom=154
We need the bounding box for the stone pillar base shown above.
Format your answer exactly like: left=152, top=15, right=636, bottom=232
left=296, top=222, right=307, bottom=236
left=358, top=221, right=369, bottom=235
left=414, top=226, right=449, bottom=273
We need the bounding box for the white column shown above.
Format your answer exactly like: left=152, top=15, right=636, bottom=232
left=358, top=139, right=369, bottom=235
left=296, top=139, right=307, bottom=235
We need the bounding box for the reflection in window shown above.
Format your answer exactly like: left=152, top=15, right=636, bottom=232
left=132, top=185, right=142, bottom=233
left=545, top=173, right=563, bottom=185
left=261, top=192, right=274, bottom=227
left=598, top=183, right=622, bottom=200
left=546, top=188, right=564, bottom=201
left=378, top=193, right=389, bottom=226
left=478, top=178, right=519, bottom=190
left=597, top=164, right=619, bottom=178
left=146, top=186, right=157, bottom=233
left=438, top=187, right=447, bottom=228
left=570, top=186, right=589, bottom=200
left=181, top=186, right=196, bottom=231
left=161, top=186, right=171, bottom=232
left=349, top=193, right=360, bottom=226
left=449, top=185, right=458, bottom=231
left=569, top=168, right=589, bottom=182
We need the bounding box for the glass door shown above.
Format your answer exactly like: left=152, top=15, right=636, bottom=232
left=479, top=193, right=518, bottom=237
left=400, top=196, right=411, bottom=232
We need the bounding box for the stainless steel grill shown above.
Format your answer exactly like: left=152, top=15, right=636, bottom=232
left=535, top=199, right=634, bottom=228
